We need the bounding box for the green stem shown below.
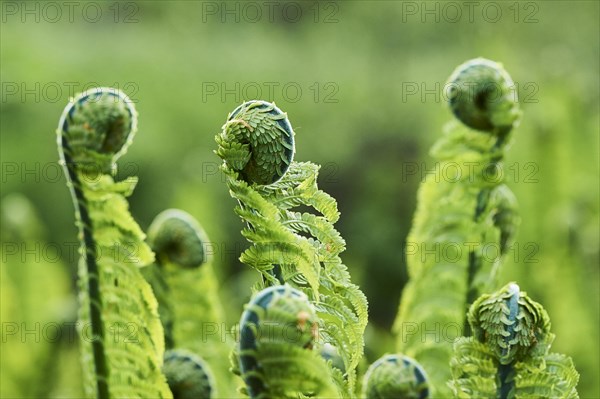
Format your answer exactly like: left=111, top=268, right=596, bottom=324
left=59, top=134, right=109, bottom=399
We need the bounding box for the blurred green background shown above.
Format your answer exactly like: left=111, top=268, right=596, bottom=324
left=1, top=1, right=598, bottom=397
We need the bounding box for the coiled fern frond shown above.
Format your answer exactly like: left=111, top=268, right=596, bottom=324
left=57, top=88, right=171, bottom=398
left=449, top=282, right=579, bottom=398
left=393, top=58, right=522, bottom=397
left=215, top=101, right=368, bottom=395
left=144, top=209, right=223, bottom=349
left=237, top=285, right=340, bottom=398
left=362, top=354, right=429, bottom=399
left=142, top=209, right=234, bottom=397
left=162, top=350, right=216, bottom=399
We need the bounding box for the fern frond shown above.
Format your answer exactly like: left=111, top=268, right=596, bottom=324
left=238, top=285, right=339, bottom=398
left=393, top=59, right=522, bottom=397
left=362, top=354, right=430, bottom=399
left=216, top=101, right=368, bottom=395
left=143, top=209, right=236, bottom=397
left=57, top=88, right=171, bottom=398
left=162, top=350, right=216, bottom=399
left=449, top=283, right=579, bottom=398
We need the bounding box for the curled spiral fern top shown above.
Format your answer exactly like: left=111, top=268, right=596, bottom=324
left=469, top=282, right=551, bottom=365
left=450, top=283, right=579, bottom=398
left=162, top=350, right=216, bottom=399
left=58, top=87, right=137, bottom=174
left=362, top=354, right=429, bottom=399
left=237, top=285, right=338, bottom=398
left=147, top=209, right=210, bottom=269
left=57, top=88, right=170, bottom=398
left=215, top=100, right=295, bottom=185
left=447, top=58, right=521, bottom=134
left=216, top=101, right=368, bottom=395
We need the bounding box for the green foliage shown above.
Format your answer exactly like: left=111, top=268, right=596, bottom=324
left=4, top=7, right=597, bottom=395
left=449, top=282, right=579, bottom=398
left=216, top=101, right=368, bottom=395
left=57, top=88, right=171, bottom=398
left=237, top=285, right=339, bottom=398
left=0, top=194, right=77, bottom=397
left=362, top=354, right=429, bottom=399
left=393, top=59, right=522, bottom=397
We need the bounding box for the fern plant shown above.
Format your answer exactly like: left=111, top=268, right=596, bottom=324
left=215, top=100, right=369, bottom=396
left=362, top=354, right=429, bottom=399
left=392, top=58, right=522, bottom=397
left=57, top=88, right=171, bottom=398
left=162, top=349, right=216, bottom=399
left=235, top=284, right=340, bottom=398
left=142, top=208, right=234, bottom=397
left=449, top=282, right=580, bottom=398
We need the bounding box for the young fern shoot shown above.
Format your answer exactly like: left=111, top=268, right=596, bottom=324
left=393, top=59, right=522, bottom=397
left=450, top=282, right=579, bottom=398
left=237, top=285, right=339, bottom=398
left=215, top=101, right=368, bottom=394
left=144, top=209, right=223, bottom=349
left=57, top=88, right=171, bottom=398
left=143, top=209, right=232, bottom=397
left=162, top=349, right=216, bottom=399
left=362, top=354, right=429, bottom=399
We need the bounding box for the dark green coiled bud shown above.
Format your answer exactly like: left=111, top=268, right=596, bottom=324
left=58, top=87, right=137, bottom=174
left=468, top=282, right=553, bottom=365
left=362, top=354, right=429, bottom=399
left=163, top=350, right=215, bottom=399
left=239, top=285, right=319, bottom=398
left=447, top=58, right=520, bottom=133
left=147, top=209, right=210, bottom=269
left=215, top=100, right=295, bottom=185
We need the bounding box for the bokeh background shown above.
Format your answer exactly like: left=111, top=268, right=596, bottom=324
left=1, top=1, right=598, bottom=397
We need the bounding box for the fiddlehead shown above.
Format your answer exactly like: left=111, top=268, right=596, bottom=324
left=237, top=285, right=338, bottom=398
left=393, top=59, right=522, bottom=397
left=362, top=354, right=429, bottom=399
left=148, top=209, right=209, bottom=268
left=447, top=58, right=521, bottom=135
left=143, top=209, right=234, bottom=397
left=216, top=100, right=368, bottom=394
left=162, top=350, right=215, bottom=399
left=144, top=209, right=213, bottom=348
left=215, top=100, right=294, bottom=185
left=449, top=283, right=579, bottom=398
left=57, top=88, right=170, bottom=398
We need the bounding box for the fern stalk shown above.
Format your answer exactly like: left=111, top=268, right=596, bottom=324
left=393, top=58, right=522, bottom=396
left=57, top=88, right=171, bottom=398
left=143, top=209, right=233, bottom=397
